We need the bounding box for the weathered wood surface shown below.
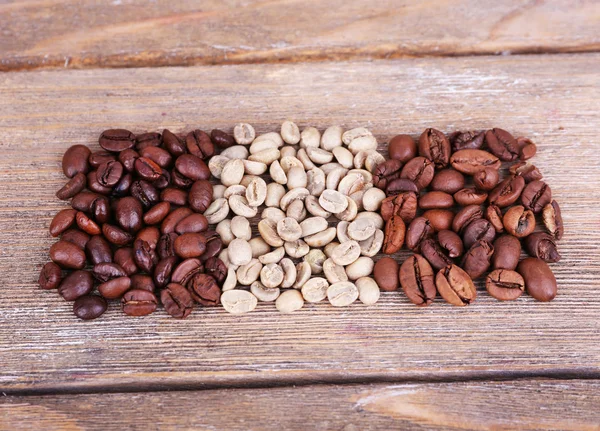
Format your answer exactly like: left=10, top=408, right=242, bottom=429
left=1, top=0, right=600, bottom=71
left=1, top=380, right=599, bottom=430
left=0, top=54, right=599, bottom=393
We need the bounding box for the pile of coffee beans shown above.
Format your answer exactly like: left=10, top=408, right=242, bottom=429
left=372, top=128, right=563, bottom=305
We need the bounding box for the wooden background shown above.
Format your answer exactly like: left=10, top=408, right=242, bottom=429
left=1, top=1, right=600, bottom=429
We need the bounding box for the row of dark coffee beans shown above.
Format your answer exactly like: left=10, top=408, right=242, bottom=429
left=371, top=129, right=563, bottom=305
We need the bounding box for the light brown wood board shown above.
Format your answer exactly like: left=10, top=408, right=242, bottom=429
left=1, top=0, right=600, bottom=71
left=0, top=54, right=599, bottom=394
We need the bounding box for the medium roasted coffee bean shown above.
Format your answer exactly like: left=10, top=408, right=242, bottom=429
left=102, top=224, right=133, bottom=246
left=175, top=213, right=209, bottom=234
left=202, top=237, right=224, bottom=265
left=131, top=274, right=156, bottom=292
left=89, top=151, right=116, bottom=169
left=380, top=192, right=418, bottom=223
left=524, top=232, right=561, bottom=263
left=175, top=154, right=210, bottom=181
left=488, top=175, right=525, bottom=208
left=56, top=172, right=86, bottom=200
left=473, top=167, right=499, bottom=191
left=161, top=187, right=187, bottom=206
left=388, top=134, right=417, bottom=163
left=418, top=191, right=454, bottom=209
left=436, top=264, right=476, bottom=306
left=399, top=254, right=436, bottom=306
left=204, top=257, right=227, bottom=285
left=422, top=209, right=454, bottom=232
left=452, top=205, right=483, bottom=233
left=75, top=211, right=101, bottom=235
left=454, top=188, right=488, bottom=206
left=140, top=146, right=172, bottom=168
left=112, top=172, right=133, bottom=197
left=161, top=207, right=193, bottom=234
left=171, top=258, right=203, bottom=286
left=86, top=235, right=112, bottom=265
left=188, top=273, right=220, bottom=306
left=383, top=215, right=405, bottom=254
left=373, top=159, right=403, bottom=189
left=154, top=256, right=179, bottom=288
left=49, top=209, right=77, bottom=237
left=163, top=129, right=187, bottom=156
left=521, top=180, right=552, bottom=213
left=134, top=157, right=163, bottom=181
left=62, top=229, right=90, bottom=250
left=492, top=235, right=521, bottom=270
left=450, top=149, right=501, bottom=175
left=130, top=180, right=159, bottom=209
left=91, top=196, right=110, bottom=224
left=400, top=157, right=435, bottom=190
left=62, top=145, right=91, bottom=178
left=485, top=269, right=525, bottom=301
left=96, top=160, right=123, bottom=187
left=50, top=240, right=86, bottom=269
left=122, top=289, right=158, bottom=316
left=171, top=168, right=194, bottom=189
left=174, top=233, right=207, bottom=259
left=71, top=191, right=99, bottom=212
left=114, top=247, right=138, bottom=275
left=211, top=129, right=235, bottom=149
left=462, top=218, right=495, bottom=249
left=449, top=130, right=485, bottom=151
left=134, top=239, right=157, bottom=273
left=485, top=128, right=519, bottom=161
left=73, top=295, right=108, bottom=320
left=92, top=263, right=127, bottom=282
left=188, top=180, right=213, bottom=213
left=437, top=230, right=463, bottom=258
left=39, top=262, right=62, bottom=289
left=421, top=238, right=452, bottom=270
left=517, top=258, right=557, bottom=302
left=137, top=225, right=161, bottom=251
left=461, top=240, right=493, bottom=279
left=485, top=205, right=504, bottom=233
left=542, top=200, right=564, bottom=240
left=99, top=129, right=136, bottom=152
left=161, top=283, right=195, bottom=318
left=385, top=178, right=419, bottom=196
left=186, top=129, right=214, bottom=159
left=87, top=170, right=112, bottom=195
left=143, top=202, right=171, bottom=225
left=418, top=128, right=450, bottom=168
left=406, top=217, right=434, bottom=251
left=373, top=257, right=399, bottom=291
left=135, top=132, right=162, bottom=150
left=516, top=137, right=537, bottom=160
left=58, top=270, right=94, bottom=301
left=157, top=233, right=178, bottom=259
left=98, top=276, right=132, bottom=299
left=509, top=162, right=543, bottom=182
left=118, top=148, right=139, bottom=172
left=115, top=196, right=143, bottom=233
left=503, top=205, right=535, bottom=238
left=430, top=169, right=465, bottom=194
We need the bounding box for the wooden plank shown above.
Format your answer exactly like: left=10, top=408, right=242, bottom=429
left=1, top=380, right=600, bottom=430
left=1, top=0, right=599, bottom=71
left=0, top=54, right=599, bottom=393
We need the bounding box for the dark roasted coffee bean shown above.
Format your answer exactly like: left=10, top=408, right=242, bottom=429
left=418, top=128, right=450, bottom=168
left=161, top=187, right=187, bottom=206
left=524, top=232, right=561, bottom=263
left=118, top=148, right=139, bottom=172
left=400, top=157, right=435, bottom=190
left=171, top=168, right=195, bottom=189
left=135, top=157, right=163, bottom=181
left=72, top=191, right=100, bottom=212
left=485, top=128, right=519, bottom=161
left=98, top=276, right=132, bottom=299
left=429, top=169, right=465, bottom=194
left=188, top=273, right=220, bottom=306
left=186, top=129, right=215, bottom=160
left=454, top=188, right=488, bottom=206
left=133, top=239, right=157, bottom=273
left=102, top=224, right=134, bottom=246
left=161, top=283, right=195, bottom=318
left=422, top=209, right=454, bottom=232
left=488, top=175, right=525, bottom=208
left=39, top=262, right=62, bottom=289
left=62, top=145, right=91, bottom=178
left=188, top=180, right=213, bottom=213
left=174, top=233, right=207, bottom=259
left=91, top=196, right=110, bottom=224
left=388, top=134, right=417, bottom=163
left=399, top=254, right=436, bottom=306
left=421, top=238, right=452, bottom=271
left=517, top=258, right=557, bottom=302
left=50, top=240, right=87, bottom=269
left=382, top=215, right=405, bottom=254
left=112, top=172, right=133, bottom=197
left=380, top=192, right=418, bottom=224
left=75, top=211, right=101, bottom=235
left=171, top=258, right=204, bottom=286
left=140, top=146, right=173, bottom=168
left=461, top=240, right=493, bottom=279
left=175, top=154, right=210, bottom=181
left=450, top=149, right=501, bottom=175
left=521, top=180, right=552, bottom=213
left=473, top=167, right=499, bottom=191
left=89, top=151, right=116, bottom=169
left=135, top=132, right=162, bottom=150
left=405, top=217, right=434, bottom=251
left=87, top=170, right=112, bottom=195
left=462, top=218, right=496, bottom=249
left=143, top=202, right=171, bottom=225
left=122, top=289, right=158, bottom=316
left=136, top=226, right=160, bottom=251
left=99, top=129, right=136, bottom=152
left=86, top=235, right=112, bottom=265
left=509, top=162, right=543, bottom=182
left=449, top=130, right=485, bottom=151
left=204, top=257, right=227, bottom=285
left=175, top=213, right=209, bottom=234
left=73, top=295, right=108, bottom=320
left=114, top=247, right=138, bottom=275
left=452, top=205, right=483, bottom=233
left=373, top=257, right=399, bottom=291
left=492, top=235, right=521, bottom=270
left=437, top=230, right=463, bottom=258
left=92, top=263, right=127, bottom=282
left=61, top=229, right=90, bottom=250
left=418, top=191, right=454, bottom=209
left=115, top=196, right=143, bottom=233
left=486, top=269, right=525, bottom=301
left=211, top=129, right=235, bottom=149
left=385, top=178, right=419, bottom=196
left=436, top=264, right=476, bottom=306
left=130, top=180, right=160, bottom=209
left=157, top=233, right=178, bottom=259
left=161, top=207, right=193, bottom=234
left=201, top=236, right=223, bottom=262
left=154, top=168, right=172, bottom=191
left=542, top=200, right=564, bottom=240
left=373, top=159, right=403, bottom=189
left=58, top=270, right=94, bottom=301
left=485, top=205, right=504, bottom=233
left=56, top=172, right=86, bottom=200
left=96, top=160, right=123, bottom=187
left=516, top=137, right=537, bottom=160
left=503, top=205, right=535, bottom=238
left=131, top=274, right=156, bottom=292
left=163, top=129, right=187, bottom=157
left=154, top=256, right=179, bottom=288
left=49, top=209, right=77, bottom=237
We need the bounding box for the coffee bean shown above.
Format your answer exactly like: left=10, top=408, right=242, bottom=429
left=71, top=191, right=99, bottom=212
left=388, top=134, right=417, bottom=163
left=92, top=263, right=127, bottom=283
left=99, top=129, right=136, bottom=152
left=62, top=145, right=91, bottom=178
left=454, top=188, right=488, bottom=206
left=422, top=209, right=454, bottom=232
left=485, top=205, right=504, bottom=233
left=201, top=235, right=224, bottom=262
left=122, top=289, right=158, bottom=316
left=437, top=230, right=463, bottom=258
left=140, top=146, right=173, bottom=168
left=135, top=132, right=162, bottom=150
left=421, top=238, right=453, bottom=270
left=39, top=262, right=62, bottom=289
left=50, top=240, right=86, bottom=269
left=400, top=157, right=435, bottom=190
left=157, top=233, right=178, bottom=259
left=134, top=239, right=157, bottom=273
left=56, top=173, right=86, bottom=200
left=175, top=213, right=209, bottom=234
left=380, top=192, right=418, bottom=224
left=373, top=159, right=402, bottom=189
left=188, top=273, right=220, bottom=306
left=516, top=137, right=537, bottom=160
left=89, top=151, right=116, bottom=169
left=418, top=191, right=454, bottom=210
left=130, top=180, right=160, bottom=209
left=406, top=217, right=434, bottom=251
left=91, top=196, right=110, bottom=224
left=521, top=180, right=552, bottom=213
left=102, top=224, right=133, bottom=246
left=96, top=160, right=123, bottom=187
left=542, top=200, right=564, bottom=240
left=175, top=154, right=210, bottom=181
left=473, top=167, right=499, bottom=191
left=161, top=283, right=195, bottom=318
left=503, top=205, right=535, bottom=238
left=462, top=218, right=495, bottom=249
left=373, top=257, right=399, bottom=291
left=62, top=229, right=90, bottom=250
left=118, top=148, right=139, bottom=172
left=59, top=270, right=94, bottom=301
left=382, top=215, right=405, bottom=254
left=436, top=264, right=476, bottom=306
left=399, top=254, right=436, bottom=306
left=418, top=128, right=450, bottom=168
left=162, top=129, right=187, bottom=156
left=491, top=235, right=521, bottom=270
left=131, top=274, right=156, bottom=292
left=134, top=157, right=163, bottom=181
left=161, top=187, right=188, bottom=206
left=450, top=149, right=501, bottom=175
left=171, top=258, right=204, bottom=286
left=87, top=170, right=112, bottom=195
left=73, top=295, right=108, bottom=320
left=204, top=257, right=227, bottom=285
left=188, top=180, right=213, bottom=213
left=98, top=276, right=132, bottom=299
left=517, top=258, right=557, bottom=301
left=452, top=205, right=483, bottom=233
left=115, top=196, right=143, bottom=233
left=485, top=128, right=519, bottom=161
left=509, top=162, right=543, bottom=182
left=75, top=211, right=101, bottom=235
left=488, top=175, right=525, bottom=208
left=49, top=209, right=77, bottom=237
left=211, top=129, right=235, bottom=149
left=112, top=172, right=133, bottom=197
left=154, top=256, right=179, bottom=288
left=174, top=233, right=207, bottom=259
left=449, top=130, right=485, bottom=151
left=143, top=202, right=171, bottom=225
left=430, top=169, right=465, bottom=194
left=385, top=178, right=419, bottom=196
left=186, top=129, right=214, bottom=160
left=461, top=240, right=493, bottom=279
left=486, top=269, right=525, bottom=301
left=524, top=232, right=561, bottom=263
left=114, top=247, right=138, bottom=275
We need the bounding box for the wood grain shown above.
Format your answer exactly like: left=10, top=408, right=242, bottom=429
left=1, top=0, right=600, bottom=71
left=1, top=380, right=600, bottom=430
left=0, top=54, right=599, bottom=393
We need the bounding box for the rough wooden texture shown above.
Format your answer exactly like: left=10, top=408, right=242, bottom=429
left=1, top=0, right=600, bottom=71
left=1, top=54, right=599, bottom=394
left=1, top=380, right=600, bottom=430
